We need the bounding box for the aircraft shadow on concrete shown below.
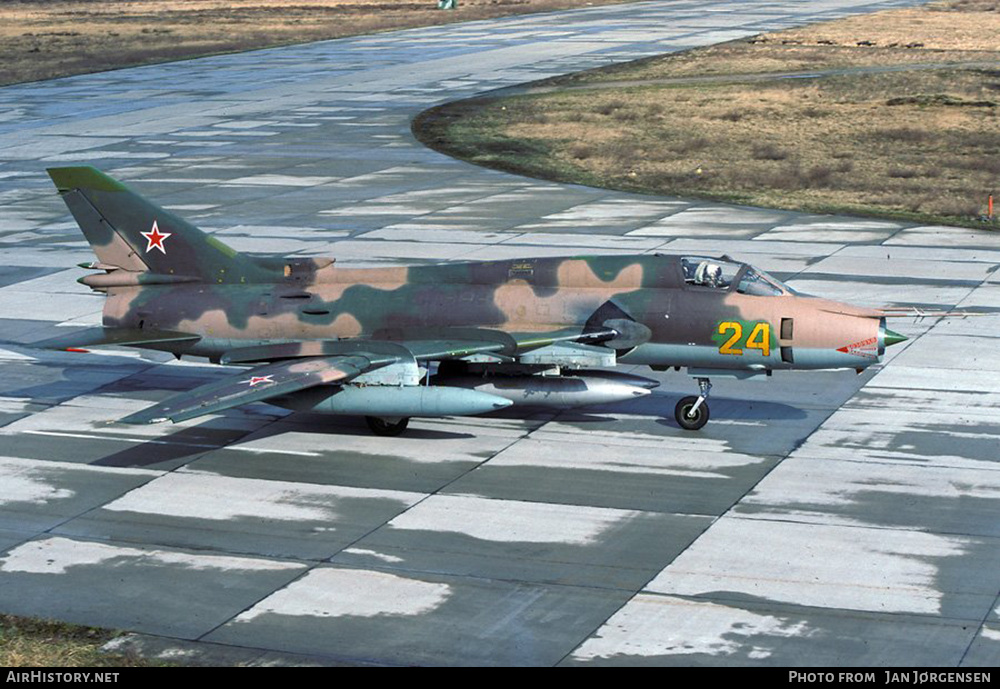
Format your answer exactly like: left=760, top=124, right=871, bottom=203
left=89, top=426, right=239, bottom=468
left=251, top=412, right=479, bottom=441
left=86, top=392, right=809, bottom=468
left=87, top=409, right=478, bottom=468
left=545, top=393, right=808, bottom=427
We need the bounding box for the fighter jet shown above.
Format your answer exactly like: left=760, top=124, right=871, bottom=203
left=40, top=166, right=908, bottom=435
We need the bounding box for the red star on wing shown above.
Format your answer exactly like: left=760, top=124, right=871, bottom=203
left=140, top=221, right=171, bottom=254
left=242, top=375, right=275, bottom=387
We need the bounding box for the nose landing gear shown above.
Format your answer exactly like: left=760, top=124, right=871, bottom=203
left=674, top=377, right=712, bottom=431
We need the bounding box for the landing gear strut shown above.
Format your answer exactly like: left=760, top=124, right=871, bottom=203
left=365, top=416, right=410, bottom=437
left=674, top=378, right=711, bottom=431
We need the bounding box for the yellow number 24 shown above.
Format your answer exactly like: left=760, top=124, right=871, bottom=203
left=718, top=321, right=771, bottom=357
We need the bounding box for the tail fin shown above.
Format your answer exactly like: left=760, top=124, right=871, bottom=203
left=47, top=166, right=270, bottom=283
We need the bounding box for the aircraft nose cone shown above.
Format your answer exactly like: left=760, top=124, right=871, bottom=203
left=884, top=328, right=908, bottom=347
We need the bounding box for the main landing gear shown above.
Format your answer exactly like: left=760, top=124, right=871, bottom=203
left=365, top=416, right=410, bottom=436
left=674, top=377, right=712, bottom=431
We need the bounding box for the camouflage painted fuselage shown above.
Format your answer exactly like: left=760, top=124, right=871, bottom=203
left=100, top=253, right=889, bottom=373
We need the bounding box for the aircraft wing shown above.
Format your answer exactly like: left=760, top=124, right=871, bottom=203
left=119, top=354, right=378, bottom=424
left=219, top=327, right=617, bottom=365
left=115, top=326, right=620, bottom=425
left=379, top=326, right=618, bottom=358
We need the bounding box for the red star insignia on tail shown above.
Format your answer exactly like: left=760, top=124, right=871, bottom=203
left=141, top=221, right=171, bottom=254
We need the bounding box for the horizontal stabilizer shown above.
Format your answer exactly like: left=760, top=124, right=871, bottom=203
left=36, top=327, right=201, bottom=351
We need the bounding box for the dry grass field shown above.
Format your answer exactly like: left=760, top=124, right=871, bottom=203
left=553, top=0, right=1000, bottom=83
left=0, top=0, right=624, bottom=86
left=415, top=0, right=1000, bottom=227
left=0, top=614, right=159, bottom=667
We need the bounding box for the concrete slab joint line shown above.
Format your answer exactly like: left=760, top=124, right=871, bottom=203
left=2, top=0, right=998, bottom=669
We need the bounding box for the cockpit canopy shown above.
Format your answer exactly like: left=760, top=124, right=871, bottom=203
left=681, top=256, right=793, bottom=296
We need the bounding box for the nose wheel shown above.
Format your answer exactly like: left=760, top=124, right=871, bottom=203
left=674, top=378, right=711, bottom=431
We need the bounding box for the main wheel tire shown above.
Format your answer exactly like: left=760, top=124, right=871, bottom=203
left=365, top=416, right=410, bottom=437
left=674, top=396, right=709, bottom=431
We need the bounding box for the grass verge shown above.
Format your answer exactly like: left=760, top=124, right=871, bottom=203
left=414, top=0, right=1000, bottom=229
left=0, top=614, right=165, bottom=667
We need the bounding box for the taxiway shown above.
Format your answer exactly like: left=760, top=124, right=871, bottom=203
left=0, top=0, right=997, bottom=666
